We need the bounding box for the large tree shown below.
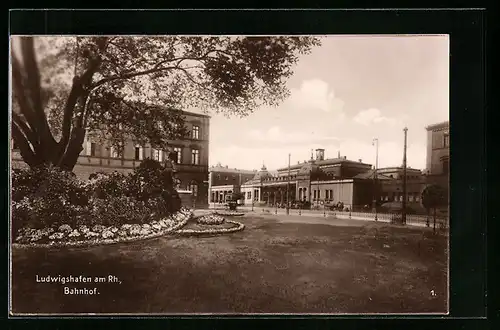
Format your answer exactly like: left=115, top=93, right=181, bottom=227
left=11, top=36, right=321, bottom=170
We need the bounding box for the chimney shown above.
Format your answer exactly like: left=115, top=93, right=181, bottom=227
left=315, top=148, right=325, bottom=161
left=343, top=156, right=347, bottom=160
left=225, top=165, right=228, bottom=169
left=358, top=159, right=362, bottom=163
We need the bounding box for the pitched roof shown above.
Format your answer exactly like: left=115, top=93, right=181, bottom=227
left=354, top=170, right=395, bottom=180
left=210, top=164, right=257, bottom=175
left=277, top=157, right=372, bottom=171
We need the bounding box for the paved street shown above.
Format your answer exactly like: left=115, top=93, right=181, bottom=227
left=194, top=206, right=435, bottom=229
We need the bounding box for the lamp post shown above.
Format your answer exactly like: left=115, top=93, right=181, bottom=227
left=402, top=127, right=408, bottom=225
left=372, top=138, right=379, bottom=221
left=286, top=153, right=291, bottom=216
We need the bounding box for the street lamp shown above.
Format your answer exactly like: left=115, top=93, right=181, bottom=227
left=286, top=153, right=291, bottom=215
left=372, top=138, right=379, bottom=221
left=402, top=127, right=408, bottom=225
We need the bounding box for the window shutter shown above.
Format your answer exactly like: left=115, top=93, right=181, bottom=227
left=139, top=147, right=144, bottom=160
left=159, top=150, right=164, bottom=162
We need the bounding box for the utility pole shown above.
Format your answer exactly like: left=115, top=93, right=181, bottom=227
left=372, top=138, right=379, bottom=221
left=402, top=127, right=408, bottom=225
left=286, top=153, right=291, bottom=215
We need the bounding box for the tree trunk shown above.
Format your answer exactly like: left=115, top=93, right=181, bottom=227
left=58, top=127, right=87, bottom=170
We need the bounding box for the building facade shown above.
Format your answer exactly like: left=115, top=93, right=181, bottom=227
left=425, top=121, right=450, bottom=176
left=237, top=149, right=377, bottom=210
left=211, top=146, right=436, bottom=213
left=11, top=109, right=211, bottom=208
left=208, top=163, right=257, bottom=204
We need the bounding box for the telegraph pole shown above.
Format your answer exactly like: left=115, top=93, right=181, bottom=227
left=286, top=153, right=291, bottom=215
left=402, top=127, right=408, bottom=225
left=372, top=138, right=379, bottom=221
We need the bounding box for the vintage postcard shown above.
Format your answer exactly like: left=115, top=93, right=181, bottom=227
left=9, top=34, right=449, bottom=315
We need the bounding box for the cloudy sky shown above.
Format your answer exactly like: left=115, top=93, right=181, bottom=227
left=206, top=35, right=449, bottom=171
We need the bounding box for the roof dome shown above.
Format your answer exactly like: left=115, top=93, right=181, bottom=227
left=252, top=164, right=273, bottom=181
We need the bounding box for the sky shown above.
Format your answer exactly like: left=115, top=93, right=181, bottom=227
left=205, top=35, right=449, bottom=171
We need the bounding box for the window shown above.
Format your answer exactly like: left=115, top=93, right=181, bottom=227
left=110, top=145, right=122, bottom=158
left=189, top=182, right=198, bottom=196
left=153, top=148, right=163, bottom=162
left=318, top=190, right=321, bottom=200
left=216, top=174, right=221, bottom=180
left=313, top=190, right=317, bottom=200
left=172, top=147, right=182, bottom=163
left=247, top=191, right=251, bottom=199
left=254, top=190, right=259, bottom=201
left=12, top=140, right=18, bottom=150
left=225, top=176, right=228, bottom=181
left=90, top=142, right=97, bottom=156
left=192, top=125, right=200, bottom=139
left=191, top=149, right=200, bottom=165
left=415, top=194, right=420, bottom=202
left=134, top=146, right=143, bottom=160
left=329, top=190, right=333, bottom=200
left=325, top=190, right=329, bottom=200
left=443, top=134, right=449, bottom=148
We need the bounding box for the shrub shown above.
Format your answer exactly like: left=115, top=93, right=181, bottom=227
left=126, top=158, right=181, bottom=214
left=11, top=196, right=87, bottom=233
left=86, top=196, right=152, bottom=227
left=11, top=166, right=93, bottom=231
left=86, top=171, right=129, bottom=199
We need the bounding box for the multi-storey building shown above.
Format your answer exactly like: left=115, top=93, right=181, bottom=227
left=208, top=163, right=257, bottom=204
left=11, top=109, right=211, bottom=208
left=425, top=121, right=450, bottom=177
left=423, top=120, right=450, bottom=213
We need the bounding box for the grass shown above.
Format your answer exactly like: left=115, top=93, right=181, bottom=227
left=10, top=215, right=448, bottom=314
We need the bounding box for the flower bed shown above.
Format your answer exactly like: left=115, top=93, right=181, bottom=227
left=196, top=214, right=225, bottom=225
left=214, top=211, right=245, bottom=217
left=176, top=219, right=245, bottom=237
left=12, top=208, right=193, bottom=248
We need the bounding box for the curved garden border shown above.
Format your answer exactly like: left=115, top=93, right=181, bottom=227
left=175, top=220, right=245, bottom=237
left=213, top=211, right=245, bottom=217
left=11, top=210, right=193, bottom=249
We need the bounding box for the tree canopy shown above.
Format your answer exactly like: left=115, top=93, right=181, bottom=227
left=11, top=36, right=321, bottom=170
left=421, top=184, right=447, bottom=210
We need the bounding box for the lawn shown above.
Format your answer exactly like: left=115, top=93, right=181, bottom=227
left=10, top=215, right=448, bottom=314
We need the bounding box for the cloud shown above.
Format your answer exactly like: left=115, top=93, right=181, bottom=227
left=287, top=79, right=345, bottom=114
left=246, top=126, right=340, bottom=145
left=353, top=108, right=402, bottom=126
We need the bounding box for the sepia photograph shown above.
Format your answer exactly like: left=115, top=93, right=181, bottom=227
left=9, top=34, right=450, bottom=315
